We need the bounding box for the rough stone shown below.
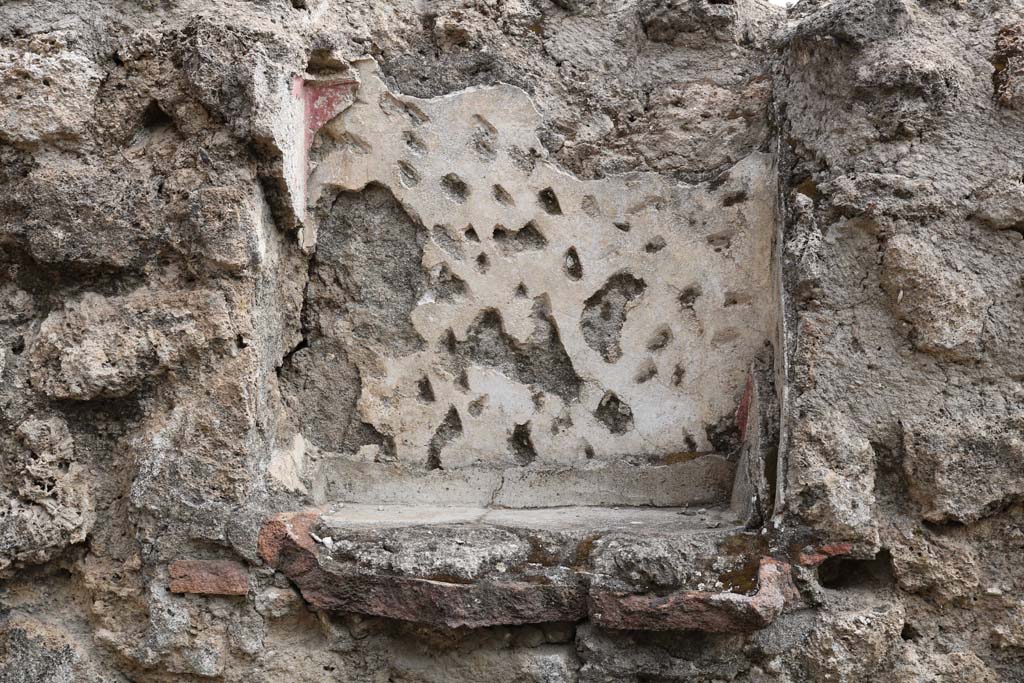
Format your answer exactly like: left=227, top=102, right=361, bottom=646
left=0, top=32, right=101, bottom=150
left=28, top=287, right=234, bottom=400
left=902, top=416, right=1024, bottom=524
left=0, top=416, right=93, bottom=574
left=880, top=234, right=991, bottom=360
left=786, top=410, right=879, bottom=550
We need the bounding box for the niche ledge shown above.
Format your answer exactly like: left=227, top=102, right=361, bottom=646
left=258, top=499, right=795, bottom=632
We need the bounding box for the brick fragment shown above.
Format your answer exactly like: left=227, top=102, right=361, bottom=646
left=589, top=558, right=795, bottom=633
left=169, top=559, right=249, bottom=596
left=257, top=509, right=320, bottom=569
left=798, top=542, right=854, bottom=567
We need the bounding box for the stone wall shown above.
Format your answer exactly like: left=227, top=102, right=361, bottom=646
left=0, top=1, right=1022, bottom=681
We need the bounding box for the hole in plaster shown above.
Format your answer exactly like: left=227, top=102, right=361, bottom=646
left=471, top=115, right=498, bottom=161
left=564, top=247, right=583, bottom=280
left=492, top=221, right=548, bottom=254
left=531, top=392, right=545, bottom=410
left=679, top=285, right=702, bottom=309
left=514, top=283, right=529, bottom=298
left=432, top=225, right=464, bottom=260
left=468, top=396, right=487, bottom=417
left=707, top=233, right=733, bottom=252
left=403, top=130, right=427, bottom=155
left=723, top=291, right=752, bottom=307
left=449, top=308, right=581, bottom=403
left=493, top=184, right=515, bottom=205
left=426, top=406, right=463, bottom=470
left=644, top=236, right=667, bottom=253
left=509, top=422, right=537, bottom=466
left=398, top=161, right=420, bottom=187
left=722, top=190, right=747, bottom=207
left=441, top=329, right=458, bottom=355
left=441, top=173, right=470, bottom=203
left=647, top=326, right=673, bottom=352
left=475, top=252, right=490, bottom=273
left=595, top=392, right=634, bottom=434
left=508, top=145, right=538, bottom=174
left=581, top=272, right=647, bottom=363
left=671, top=364, right=686, bottom=386
left=428, top=264, right=467, bottom=301
left=538, top=187, right=563, bottom=215
left=551, top=411, right=571, bottom=435
left=417, top=376, right=436, bottom=403
left=634, top=360, right=658, bottom=384
left=380, top=93, right=430, bottom=126
left=581, top=195, right=601, bottom=217
left=464, top=226, right=480, bottom=242
left=613, top=222, right=631, bottom=233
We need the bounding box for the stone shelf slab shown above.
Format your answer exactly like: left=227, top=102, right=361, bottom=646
left=259, top=506, right=795, bottom=631
left=318, top=457, right=735, bottom=509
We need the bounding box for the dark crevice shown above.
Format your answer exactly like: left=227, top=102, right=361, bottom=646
left=647, top=325, right=672, bottom=351
left=509, top=422, right=537, bottom=466
left=492, top=184, right=514, bottom=205
left=678, top=284, right=702, bottom=309
left=492, top=221, right=548, bottom=253
left=416, top=376, right=436, bottom=403
left=594, top=391, right=634, bottom=434
left=140, top=99, right=173, bottom=132
left=705, top=414, right=741, bottom=457
left=818, top=550, right=895, bottom=590
left=901, top=622, right=922, bottom=641
left=538, top=187, right=563, bottom=215
left=426, top=406, right=463, bottom=470
left=441, top=173, right=470, bottom=203
left=564, top=247, right=583, bottom=280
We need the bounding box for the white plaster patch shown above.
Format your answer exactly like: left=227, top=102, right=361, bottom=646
left=307, top=59, right=775, bottom=468
left=268, top=433, right=308, bottom=494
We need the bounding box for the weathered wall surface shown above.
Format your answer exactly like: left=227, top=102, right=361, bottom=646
left=0, top=0, right=1022, bottom=681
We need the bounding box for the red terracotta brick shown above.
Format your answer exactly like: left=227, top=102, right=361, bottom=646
left=589, top=558, right=795, bottom=633
left=169, top=559, right=249, bottom=596
left=818, top=542, right=853, bottom=556
left=798, top=542, right=853, bottom=567
left=257, top=509, right=320, bottom=569
left=257, top=509, right=584, bottom=627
